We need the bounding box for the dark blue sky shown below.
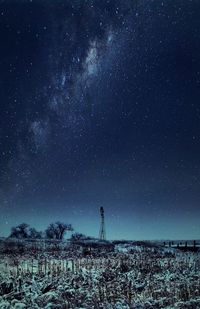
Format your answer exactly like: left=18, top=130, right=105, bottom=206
left=0, top=0, right=200, bottom=239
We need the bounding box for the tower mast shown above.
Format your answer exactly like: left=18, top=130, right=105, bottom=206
left=99, top=206, right=106, bottom=240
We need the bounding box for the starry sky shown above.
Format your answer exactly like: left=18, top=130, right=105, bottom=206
left=0, top=0, right=200, bottom=240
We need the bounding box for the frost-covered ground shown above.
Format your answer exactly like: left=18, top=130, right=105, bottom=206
left=0, top=243, right=199, bottom=309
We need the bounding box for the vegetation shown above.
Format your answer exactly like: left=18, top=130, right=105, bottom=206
left=9, top=221, right=73, bottom=240
left=45, top=222, right=73, bottom=240
left=9, top=223, right=42, bottom=239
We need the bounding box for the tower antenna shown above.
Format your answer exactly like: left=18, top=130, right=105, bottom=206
left=99, top=206, right=106, bottom=241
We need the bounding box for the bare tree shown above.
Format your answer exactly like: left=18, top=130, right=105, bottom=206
left=45, top=223, right=56, bottom=239
left=29, top=228, right=42, bottom=239
left=9, top=223, right=29, bottom=239
left=45, top=222, right=73, bottom=240
left=9, top=224, right=42, bottom=239
left=71, top=233, right=87, bottom=241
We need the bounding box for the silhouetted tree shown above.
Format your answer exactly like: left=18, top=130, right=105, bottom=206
left=45, top=222, right=73, bottom=240
left=9, top=223, right=29, bottom=239
left=71, top=233, right=87, bottom=241
left=29, top=228, right=42, bottom=239
left=9, top=224, right=42, bottom=239
left=45, top=223, right=55, bottom=239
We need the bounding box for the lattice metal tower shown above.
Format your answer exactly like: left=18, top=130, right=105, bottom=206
left=99, top=206, right=106, bottom=240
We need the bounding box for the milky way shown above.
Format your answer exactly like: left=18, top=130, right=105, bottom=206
left=0, top=0, right=200, bottom=239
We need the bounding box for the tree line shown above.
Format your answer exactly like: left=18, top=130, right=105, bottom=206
left=9, top=222, right=86, bottom=241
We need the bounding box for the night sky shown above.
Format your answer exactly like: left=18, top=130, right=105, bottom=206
left=0, top=0, right=200, bottom=240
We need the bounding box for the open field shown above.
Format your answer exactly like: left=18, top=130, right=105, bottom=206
left=0, top=240, right=200, bottom=309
